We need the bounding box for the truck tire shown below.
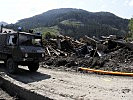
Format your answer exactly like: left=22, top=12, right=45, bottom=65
left=28, top=63, right=39, bottom=72
left=6, top=58, right=18, bottom=74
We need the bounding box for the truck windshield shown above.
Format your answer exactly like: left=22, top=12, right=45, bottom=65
left=19, top=34, right=42, bottom=46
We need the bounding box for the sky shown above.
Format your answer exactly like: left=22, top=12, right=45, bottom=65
left=0, top=0, right=133, bottom=24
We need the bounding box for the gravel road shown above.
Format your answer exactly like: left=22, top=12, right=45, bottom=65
left=0, top=64, right=133, bottom=100
left=4, top=66, right=132, bottom=100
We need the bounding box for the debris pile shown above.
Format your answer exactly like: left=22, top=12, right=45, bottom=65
left=43, top=34, right=133, bottom=73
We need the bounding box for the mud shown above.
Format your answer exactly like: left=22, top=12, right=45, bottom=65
left=101, top=48, right=133, bottom=72
left=44, top=47, right=133, bottom=73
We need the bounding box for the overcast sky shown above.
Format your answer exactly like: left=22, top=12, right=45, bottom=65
left=0, top=0, right=133, bottom=24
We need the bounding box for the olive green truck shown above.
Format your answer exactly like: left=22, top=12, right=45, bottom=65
left=0, top=30, right=45, bottom=74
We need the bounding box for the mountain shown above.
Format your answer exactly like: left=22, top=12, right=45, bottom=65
left=0, top=21, right=8, bottom=26
left=6, top=8, right=129, bottom=38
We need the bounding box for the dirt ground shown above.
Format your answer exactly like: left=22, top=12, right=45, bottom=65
left=0, top=88, right=15, bottom=100
left=0, top=65, right=132, bottom=100
left=0, top=64, right=17, bottom=100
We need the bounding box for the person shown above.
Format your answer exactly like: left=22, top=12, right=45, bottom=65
left=57, top=35, right=61, bottom=49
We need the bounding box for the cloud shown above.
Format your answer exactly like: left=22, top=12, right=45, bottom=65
left=0, top=0, right=133, bottom=23
left=125, top=0, right=133, bottom=7
left=111, top=0, right=118, bottom=4
left=125, top=0, right=130, bottom=3
left=129, top=0, right=133, bottom=6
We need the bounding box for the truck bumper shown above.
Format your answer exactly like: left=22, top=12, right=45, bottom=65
left=14, top=58, right=44, bottom=65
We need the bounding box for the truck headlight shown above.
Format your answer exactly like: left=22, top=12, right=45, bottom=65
left=42, top=53, right=45, bottom=57
left=25, top=53, right=28, bottom=57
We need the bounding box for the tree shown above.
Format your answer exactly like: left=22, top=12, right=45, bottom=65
left=126, top=17, right=133, bottom=41
left=129, top=18, right=133, bottom=33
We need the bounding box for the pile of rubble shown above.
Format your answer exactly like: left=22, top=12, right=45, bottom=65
left=43, top=34, right=133, bottom=73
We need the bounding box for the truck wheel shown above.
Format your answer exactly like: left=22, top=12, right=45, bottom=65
left=28, top=63, right=39, bottom=72
left=6, top=58, right=18, bottom=74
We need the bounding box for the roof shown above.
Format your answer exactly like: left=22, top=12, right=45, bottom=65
left=0, top=32, right=41, bottom=37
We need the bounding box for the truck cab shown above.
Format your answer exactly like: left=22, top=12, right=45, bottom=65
left=0, top=32, right=45, bottom=74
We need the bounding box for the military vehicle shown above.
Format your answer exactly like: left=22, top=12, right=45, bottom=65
left=0, top=27, right=45, bottom=74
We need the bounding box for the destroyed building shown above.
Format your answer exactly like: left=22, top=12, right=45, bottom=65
left=43, top=34, right=133, bottom=73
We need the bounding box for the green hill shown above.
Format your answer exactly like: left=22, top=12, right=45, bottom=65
left=6, top=8, right=129, bottom=38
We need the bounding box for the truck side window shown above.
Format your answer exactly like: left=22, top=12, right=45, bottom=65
left=8, top=35, right=17, bottom=45
left=32, top=39, right=41, bottom=46
left=12, top=36, right=17, bottom=44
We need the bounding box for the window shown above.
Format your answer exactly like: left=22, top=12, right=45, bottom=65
left=8, top=35, right=17, bottom=45
left=19, top=34, right=42, bottom=46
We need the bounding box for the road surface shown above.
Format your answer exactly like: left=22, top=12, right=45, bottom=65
left=0, top=88, right=15, bottom=100
left=0, top=65, right=133, bottom=100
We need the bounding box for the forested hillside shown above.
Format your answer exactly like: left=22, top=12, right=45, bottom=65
left=5, top=8, right=129, bottom=38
